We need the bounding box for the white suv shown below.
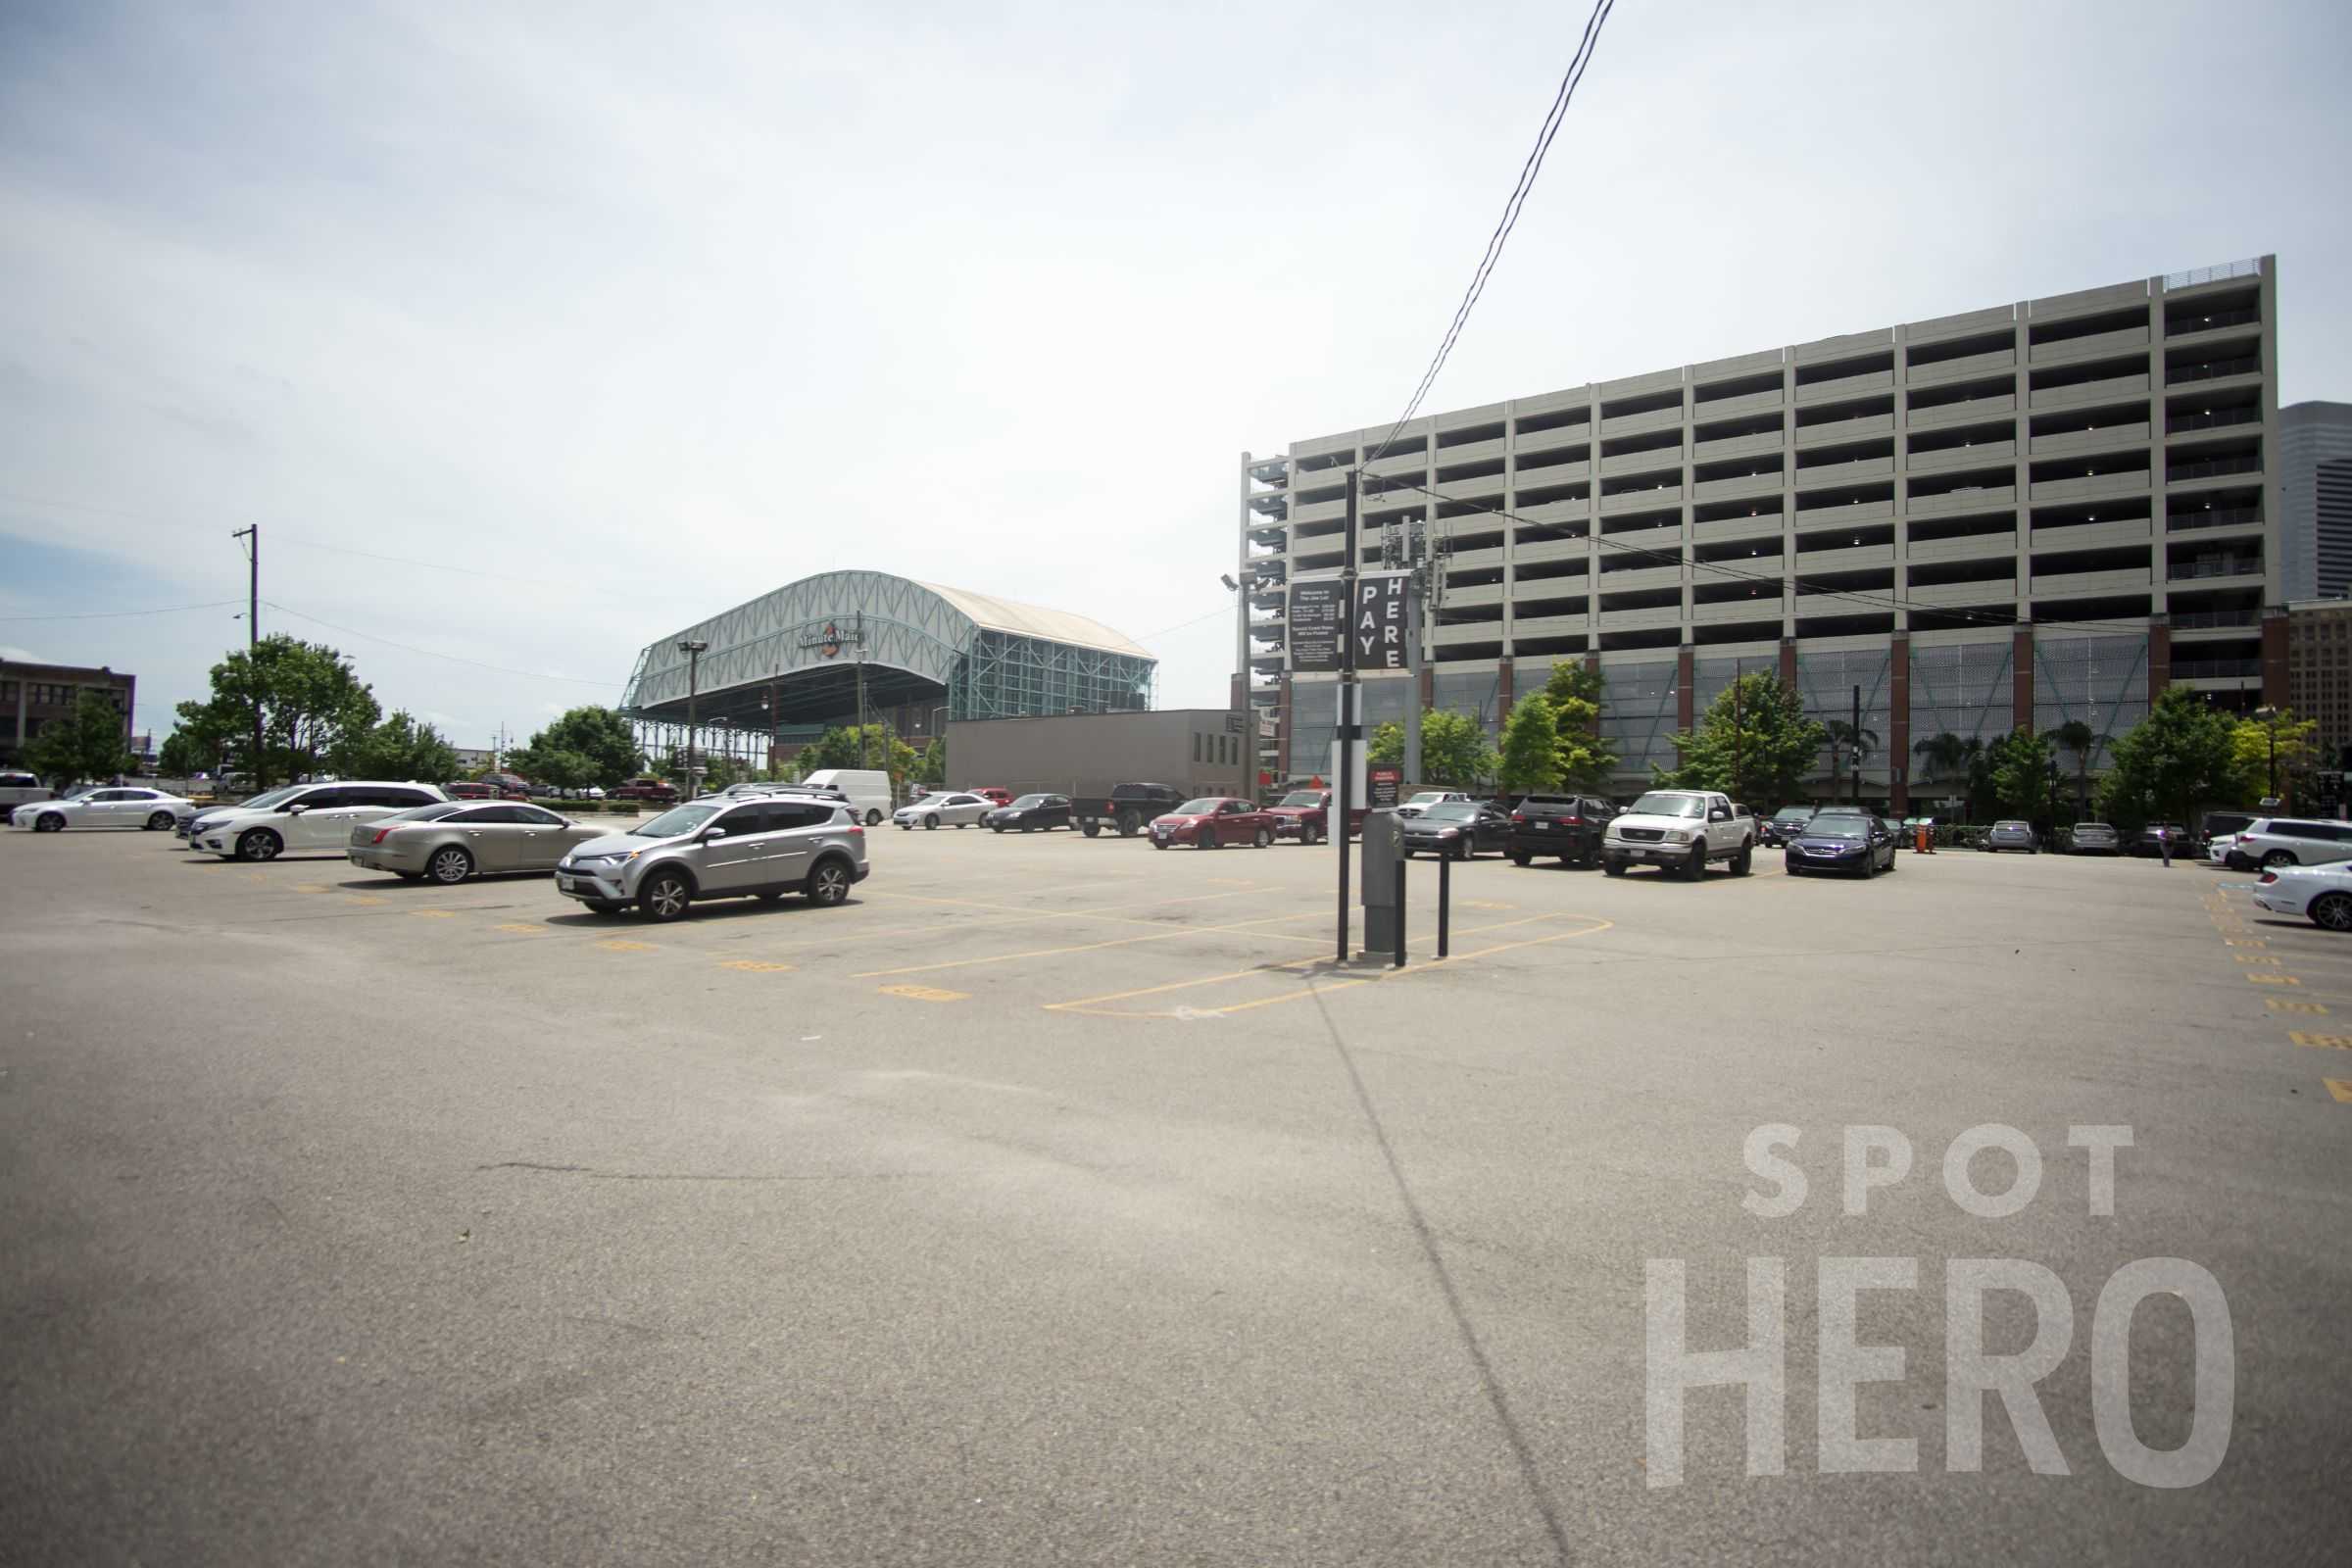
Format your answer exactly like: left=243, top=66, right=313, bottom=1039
left=187, top=780, right=448, bottom=861
left=2231, top=817, right=2352, bottom=869
left=1600, top=789, right=1756, bottom=879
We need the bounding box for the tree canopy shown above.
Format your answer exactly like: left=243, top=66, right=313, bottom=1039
left=2094, top=689, right=2242, bottom=829
left=1495, top=693, right=1563, bottom=795
left=25, top=691, right=138, bottom=785
left=513, top=706, right=640, bottom=789
left=1540, top=662, right=1618, bottom=792
left=1655, top=671, right=1823, bottom=805
left=796, top=723, right=920, bottom=784
left=2231, top=707, right=2318, bottom=804
left=332, top=710, right=461, bottom=785
left=172, top=635, right=380, bottom=788
left=1367, top=709, right=1497, bottom=788
left=1984, top=728, right=2054, bottom=820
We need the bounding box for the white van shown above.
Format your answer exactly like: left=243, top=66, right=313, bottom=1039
left=797, top=769, right=892, bottom=826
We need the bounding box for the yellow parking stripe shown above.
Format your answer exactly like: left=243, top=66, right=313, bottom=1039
left=410, top=909, right=457, bottom=919
left=598, top=939, right=656, bottom=953
left=2267, top=1000, right=2328, bottom=1014
left=2327, top=1079, right=2352, bottom=1104
left=879, top=984, right=967, bottom=1003
left=2289, top=1032, right=2352, bottom=1050
left=493, top=922, right=545, bottom=935
left=718, top=959, right=794, bottom=973
left=2246, top=974, right=2301, bottom=986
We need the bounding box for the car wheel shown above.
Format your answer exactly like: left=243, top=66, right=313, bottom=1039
left=639, top=870, right=693, bottom=921
left=1152, top=838, right=1168, bottom=851
left=145, top=811, right=175, bottom=831
left=863, top=809, right=882, bottom=827
left=925, top=813, right=941, bottom=830
left=1731, top=842, right=1752, bottom=876
left=1682, top=846, right=1705, bottom=881
left=428, top=846, right=474, bottom=885
left=236, top=828, right=280, bottom=861
left=2263, top=850, right=2296, bottom=868
left=34, top=812, right=66, bottom=833
left=1198, top=830, right=1217, bottom=850
left=1253, top=827, right=1271, bottom=849
left=1786, top=863, right=1802, bottom=877
left=992, top=823, right=1004, bottom=833
left=1081, top=821, right=1101, bottom=838
left=806, top=858, right=852, bottom=906
left=1305, top=823, right=1322, bottom=846
left=1117, top=811, right=1140, bottom=837
left=1021, top=821, right=1035, bottom=833
left=1602, top=859, right=1626, bottom=877
left=1510, top=850, right=1532, bottom=867
left=2311, top=893, right=2352, bottom=933
left=1885, top=850, right=1897, bottom=873
left=1453, top=836, right=1472, bottom=860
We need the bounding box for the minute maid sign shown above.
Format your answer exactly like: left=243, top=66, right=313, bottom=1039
left=1351, top=571, right=1414, bottom=671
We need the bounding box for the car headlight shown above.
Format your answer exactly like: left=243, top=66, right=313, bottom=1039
left=1666, top=828, right=1694, bottom=844
left=1439, top=827, right=1460, bottom=838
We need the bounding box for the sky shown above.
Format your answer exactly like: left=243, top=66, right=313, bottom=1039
left=2, top=0, right=2347, bottom=749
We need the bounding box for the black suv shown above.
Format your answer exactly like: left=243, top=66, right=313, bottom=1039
left=1506, top=794, right=1617, bottom=867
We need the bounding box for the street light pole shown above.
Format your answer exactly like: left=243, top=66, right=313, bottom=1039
left=676, top=638, right=709, bottom=797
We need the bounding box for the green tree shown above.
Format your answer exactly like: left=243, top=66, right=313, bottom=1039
left=2050, top=719, right=2099, bottom=818
left=1366, top=710, right=1497, bottom=788
left=158, top=726, right=222, bottom=779
left=25, top=691, right=137, bottom=785
left=1656, top=671, right=1824, bottom=805
left=2095, top=689, right=2243, bottom=829
left=173, top=635, right=380, bottom=789
left=797, top=724, right=920, bottom=790
left=512, top=706, right=640, bottom=789
left=2231, top=708, right=2318, bottom=806
left=915, top=737, right=947, bottom=786
left=1984, top=728, right=2054, bottom=820
left=1495, top=693, right=1563, bottom=795
left=1541, top=662, right=1619, bottom=791
left=331, top=710, right=461, bottom=784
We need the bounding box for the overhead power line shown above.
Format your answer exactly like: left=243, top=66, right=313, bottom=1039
left=1362, top=0, right=1615, bottom=467
left=0, top=599, right=245, bottom=622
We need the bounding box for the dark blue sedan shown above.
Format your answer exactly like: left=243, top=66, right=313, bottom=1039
left=1784, top=811, right=1895, bottom=878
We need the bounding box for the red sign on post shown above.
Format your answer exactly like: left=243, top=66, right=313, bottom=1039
left=1367, top=764, right=1402, bottom=809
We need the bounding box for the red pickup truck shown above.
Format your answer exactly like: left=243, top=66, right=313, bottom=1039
left=612, top=777, right=678, bottom=804
left=1262, top=788, right=1369, bottom=844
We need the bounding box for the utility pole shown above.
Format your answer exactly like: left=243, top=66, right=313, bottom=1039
left=1337, top=466, right=1360, bottom=964
left=854, top=612, right=870, bottom=773
left=676, top=639, right=709, bottom=797
left=1850, top=685, right=1862, bottom=808
left=231, top=525, right=262, bottom=789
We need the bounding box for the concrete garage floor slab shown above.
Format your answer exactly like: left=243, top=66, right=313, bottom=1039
left=2, top=825, right=2347, bottom=1564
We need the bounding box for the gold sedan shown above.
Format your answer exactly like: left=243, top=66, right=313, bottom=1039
left=346, top=802, right=621, bottom=885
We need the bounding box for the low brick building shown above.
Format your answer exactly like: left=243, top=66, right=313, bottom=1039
left=0, top=660, right=136, bottom=766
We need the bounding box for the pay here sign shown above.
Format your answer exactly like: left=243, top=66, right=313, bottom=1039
left=1351, top=571, right=1415, bottom=671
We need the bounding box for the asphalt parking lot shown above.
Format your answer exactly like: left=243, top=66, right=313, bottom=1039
left=4, top=824, right=2348, bottom=1564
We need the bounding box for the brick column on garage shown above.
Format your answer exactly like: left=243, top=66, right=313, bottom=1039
left=1584, top=652, right=1603, bottom=736
left=2147, top=614, right=2171, bottom=701
left=1676, top=644, right=1695, bottom=732
left=1418, top=664, right=1434, bottom=711
left=1778, top=637, right=1797, bottom=694
left=1275, top=674, right=1294, bottom=782
left=1889, top=634, right=1911, bottom=816
left=1496, top=659, right=1513, bottom=715
left=2262, top=610, right=2290, bottom=709
left=2012, top=626, right=2035, bottom=734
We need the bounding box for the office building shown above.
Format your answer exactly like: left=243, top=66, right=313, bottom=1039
left=1238, top=257, right=2283, bottom=809
left=2287, top=599, right=2352, bottom=772
left=2282, top=401, right=2352, bottom=601
left=0, top=660, right=136, bottom=766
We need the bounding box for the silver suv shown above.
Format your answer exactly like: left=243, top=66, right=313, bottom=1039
left=554, top=795, right=868, bottom=920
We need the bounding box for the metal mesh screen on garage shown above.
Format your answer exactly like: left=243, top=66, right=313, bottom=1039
left=2032, top=634, right=2148, bottom=772
left=1795, top=648, right=1892, bottom=787
left=1907, top=639, right=2015, bottom=803
left=1601, top=661, right=1679, bottom=779
left=1433, top=669, right=1505, bottom=737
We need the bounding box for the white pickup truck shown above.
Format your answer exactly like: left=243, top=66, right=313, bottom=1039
left=0, top=770, right=54, bottom=825
left=1599, top=788, right=1755, bottom=879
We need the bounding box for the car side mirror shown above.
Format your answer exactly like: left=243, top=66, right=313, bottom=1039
left=701, top=827, right=728, bottom=841
left=286, top=803, right=308, bottom=814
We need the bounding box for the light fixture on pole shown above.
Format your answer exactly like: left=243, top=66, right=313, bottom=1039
left=676, top=639, right=710, bottom=797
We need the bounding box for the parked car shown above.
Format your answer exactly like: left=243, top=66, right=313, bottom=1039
left=2208, top=831, right=2251, bottom=869
left=1265, top=788, right=1334, bottom=845
left=1759, top=806, right=1816, bottom=848
left=983, top=793, right=1072, bottom=833
left=347, top=802, right=612, bottom=884
left=1784, top=808, right=1897, bottom=877
left=1147, top=797, right=1277, bottom=850
left=966, top=787, right=1013, bottom=807
left=1984, top=820, right=2039, bottom=854
left=1395, top=790, right=1474, bottom=820
left=612, top=777, right=678, bottom=804
left=1505, top=794, right=1615, bottom=867
left=2251, top=863, right=2352, bottom=931
left=1599, top=790, right=1755, bottom=879
left=2230, top=817, right=2352, bottom=869
left=445, top=781, right=497, bottom=800
left=894, top=791, right=994, bottom=830
left=8, top=784, right=197, bottom=834
left=2067, top=821, right=2122, bottom=855
left=1401, top=800, right=1512, bottom=859
left=2201, top=810, right=2257, bottom=848
left=555, top=796, right=867, bottom=920
left=798, top=768, right=893, bottom=826
left=0, top=769, right=54, bottom=824
left=185, top=781, right=449, bottom=861
left=1068, top=782, right=1189, bottom=839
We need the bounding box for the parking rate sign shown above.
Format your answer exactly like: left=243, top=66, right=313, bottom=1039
left=1351, top=572, right=1414, bottom=670
left=1287, top=577, right=1347, bottom=674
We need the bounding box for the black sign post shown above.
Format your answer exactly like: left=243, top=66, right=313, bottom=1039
left=1287, top=578, right=1347, bottom=675
left=1335, top=470, right=1358, bottom=964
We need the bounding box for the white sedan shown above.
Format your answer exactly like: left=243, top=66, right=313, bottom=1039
left=9, top=785, right=198, bottom=833
left=2250, top=863, right=2352, bottom=932
left=893, top=791, right=993, bottom=829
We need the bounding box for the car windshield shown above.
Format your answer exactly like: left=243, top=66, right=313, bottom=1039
left=1424, top=803, right=1479, bottom=821
left=1628, top=792, right=1706, bottom=818
left=236, top=785, right=304, bottom=809
left=1804, top=818, right=1868, bottom=839
left=1995, top=821, right=2029, bottom=830
left=636, top=803, right=721, bottom=838
left=1406, top=792, right=1449, bottom=806
left=59, top=786, right=99, bottom=801
left=1175, top=798, right=1222, bottom=815
left=1009, top=794, right=1049, bottom=808
left=383, top=803, right=469, bottom=824
left=1279, top=792, right=1322, bottom=808
left=1773, top=808, right=1813, bottom=822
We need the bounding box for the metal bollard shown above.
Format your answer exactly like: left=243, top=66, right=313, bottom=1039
left=1393, top=857, right=1406, bottom=968
left=1437, top=848, right=1451, bottom=958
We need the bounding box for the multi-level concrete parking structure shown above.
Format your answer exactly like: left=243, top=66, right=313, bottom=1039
left=1237, top=257, right=2282, bottom=810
